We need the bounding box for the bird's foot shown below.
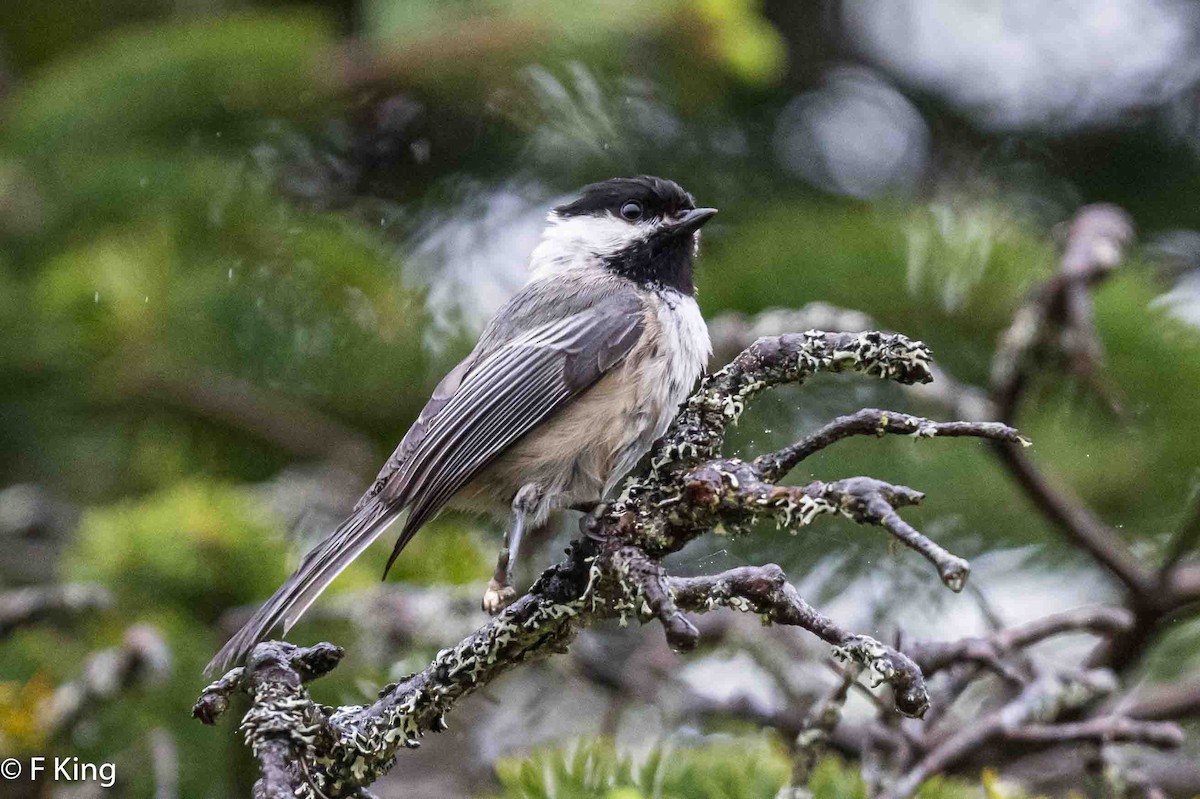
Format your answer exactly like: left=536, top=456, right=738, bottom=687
left=578, top=502, right=608, bottom=539
left=482, top=579, right=518, bottom=614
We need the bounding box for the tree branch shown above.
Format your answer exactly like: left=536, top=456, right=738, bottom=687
left=666, top=565, right=927, bottom=717
left=990, top=443, right=1156, bottom=598
left=1005, top=717, right=1183, bottom=748
left=881, top=669, right=1125, bottom=799
left=908, top=605, right=1135, bottom=678
left=195, top=328, right=1008, bottom=797
left=753, top=408, right=1026, bottom=482
left=1160, top=484, right=1200, bottom=577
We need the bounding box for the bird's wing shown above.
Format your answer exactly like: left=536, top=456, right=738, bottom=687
left=378, top=289, right=646, bottom=572
left=205, top=290, right=644, bottom=675
left=352, top=350, right=481, bottom=513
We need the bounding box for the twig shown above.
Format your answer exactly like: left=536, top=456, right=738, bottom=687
left=706, top=307, right=993, bottom=422
left=1005, top=717, right=1182, bottom=748
left=986, top=205, right=1155, bottom=601
left=782, top=660, right=863, bottom=795
left=990, top=204, right=1135, bottom=422
left=680, top=466, right=970, bottom=592
left=990, top=444, right=1155, bottom=598
left=909, top=605, right=1134, bottom=678
left=1124, top=680, right=1200, bottom=722
left=753, top=408, right=1027, bottom=482
left=667, top=565, right=927, bottom=718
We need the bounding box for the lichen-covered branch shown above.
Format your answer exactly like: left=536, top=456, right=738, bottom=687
left=753, top=408, right=1026, bottom=482
left=194, top=329, right=1014, bottom=798
left=783, top=660, right=862, bottom=795
left=666, top=565, right=928, bottom=718
left=659, top=203, right=1198, bottom=798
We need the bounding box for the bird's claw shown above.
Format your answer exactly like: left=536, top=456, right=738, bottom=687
left=482, top=579, right=517, bottom=614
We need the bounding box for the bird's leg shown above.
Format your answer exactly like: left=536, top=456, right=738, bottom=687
left=483, top=483, right=542, bottom=614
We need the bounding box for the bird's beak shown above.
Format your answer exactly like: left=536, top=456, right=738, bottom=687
left=669, top=207, right=718, bottom=236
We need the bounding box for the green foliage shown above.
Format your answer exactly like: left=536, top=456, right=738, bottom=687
left=0, top=11, right=432, bottom=495
left=491, top=737, right=992, bottom=799
left=3, top=12, right=336, bottom=157
left=494, top=736, right=789, bottom=799
left=695, top=0, right=787, bottom=84
left=702, top=199, right=1053, bottom=385
left=360, top=0, right=784, bottom=101
left=64, top=480, right=290, bottom=622
left=0, top=9, right=443, bottom=795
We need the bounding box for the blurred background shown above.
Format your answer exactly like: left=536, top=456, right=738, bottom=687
left=2, top=0, right=1200, bottom=797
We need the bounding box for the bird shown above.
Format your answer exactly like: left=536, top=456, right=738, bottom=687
left=206, top=176, right=716, bottom=675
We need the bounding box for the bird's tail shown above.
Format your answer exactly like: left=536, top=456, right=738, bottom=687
left=204, top=498, right=400, bottom=676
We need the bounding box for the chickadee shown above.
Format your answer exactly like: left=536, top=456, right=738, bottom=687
left=207, top=176, right=716, bottom=674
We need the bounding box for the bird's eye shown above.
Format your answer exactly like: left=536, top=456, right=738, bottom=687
left=620, top=200, right=643, bottom=221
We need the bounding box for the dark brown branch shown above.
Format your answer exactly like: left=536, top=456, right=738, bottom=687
left=991, top=443, right=1156, bottom=599
left=881, top=670, right=1120, bottom=799
left=985, top=205, right=1156, bottom=603
left=667, top=565, right=928, bottom=718
left=1005, top=717, right=1183, bottom=748
left=909, top=605, right=1134, bottom=678
left=753, top=408, right=1027, bottom=482
left=1124, top=679, right=1200, bottom=722
left=990, top=204, right=1135, bottom=422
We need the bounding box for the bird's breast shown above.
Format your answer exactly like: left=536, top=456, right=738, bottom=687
left=457, top=290, right=709, bottom=516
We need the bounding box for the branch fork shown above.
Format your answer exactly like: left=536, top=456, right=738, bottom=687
left=196, top=329, right=1022, bottom=798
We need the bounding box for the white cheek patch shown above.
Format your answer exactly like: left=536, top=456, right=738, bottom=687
left=528, top=212, right=653, bottom=280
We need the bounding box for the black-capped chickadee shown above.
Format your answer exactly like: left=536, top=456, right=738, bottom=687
left=207, top=176, right=716, bottom=674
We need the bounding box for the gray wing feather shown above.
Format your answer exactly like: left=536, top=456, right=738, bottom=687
left=206, top=287, right=644, bottom=675
left=354, top=353, right=480, bottom=512
left=380, top=300, right=644, bottom=572
left=205, top=497, right=394, bottom=675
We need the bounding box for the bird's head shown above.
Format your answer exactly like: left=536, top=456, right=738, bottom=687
left=531, top=176, right=717, bottom=294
